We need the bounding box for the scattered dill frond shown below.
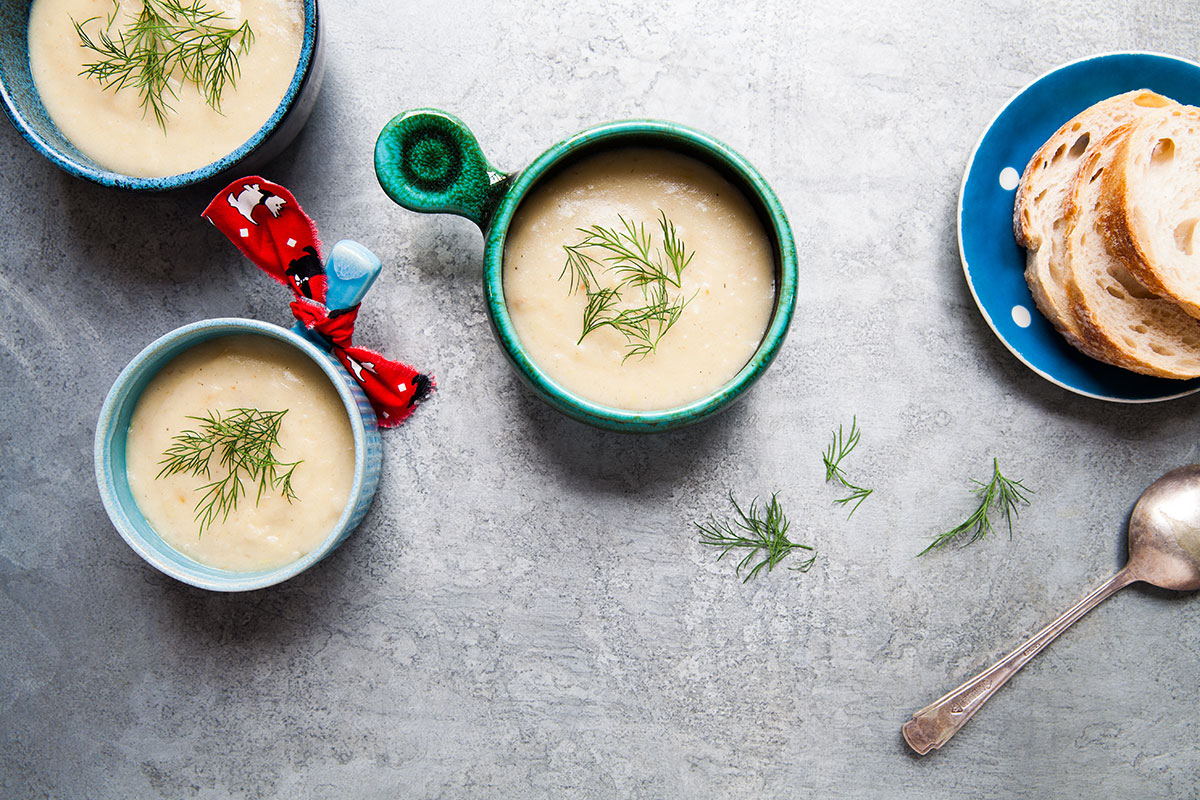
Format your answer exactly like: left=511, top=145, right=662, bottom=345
left=73, top=0, right=255, bottom=130
left=157, top=407, right=300, bottom=536
left=919, top=458, right=1032, bottom=556
left=822, top=416, right=872, bottom=516
left=560, top=210, right=696, bottom=361
left=696, top=493, right=816, bottom=582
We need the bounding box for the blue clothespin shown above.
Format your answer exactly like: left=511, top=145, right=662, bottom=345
left=292, top=240, right=382, bottom=351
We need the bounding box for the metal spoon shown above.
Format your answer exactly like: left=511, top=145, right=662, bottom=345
left=902, top=464, right=1200, bottom=755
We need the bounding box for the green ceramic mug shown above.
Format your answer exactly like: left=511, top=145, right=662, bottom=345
left=374, top=109, right=797, bottom=432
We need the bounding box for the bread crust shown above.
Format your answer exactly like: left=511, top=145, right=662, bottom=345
left=1012, top=90, right=1174, bottom=341
left=1100, top=107, right=1200, bottom=319
left=1061, top=132, right=1144, bottom=370
left=1062, top=124, right=1200, bottom=379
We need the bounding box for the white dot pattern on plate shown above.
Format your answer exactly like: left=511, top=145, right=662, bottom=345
left=999, top=167, right=1020, bottom=191
left=1011, top=304, right=1031, bottom=328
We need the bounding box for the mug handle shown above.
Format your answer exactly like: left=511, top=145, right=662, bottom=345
left=374, top=109, right=510, bottom=230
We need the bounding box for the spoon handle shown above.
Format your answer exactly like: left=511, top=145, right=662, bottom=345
left=902, top=566, right=1138, bottom=755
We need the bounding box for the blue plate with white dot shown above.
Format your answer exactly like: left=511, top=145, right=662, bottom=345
left=960, top=51, right=1200, bottom=402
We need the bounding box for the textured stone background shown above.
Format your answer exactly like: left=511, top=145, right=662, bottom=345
left=3, top=0, right=1200, bottom=797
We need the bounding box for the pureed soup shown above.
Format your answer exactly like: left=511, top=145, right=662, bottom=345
left=27, top=0, right=303, bottom=178
left=502, top=147, right=777, bottom=411
left=124, top=334, right=354, bottom=571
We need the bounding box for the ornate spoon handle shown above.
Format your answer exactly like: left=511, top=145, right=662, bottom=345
left=902, top=566, right=1138, bottom=755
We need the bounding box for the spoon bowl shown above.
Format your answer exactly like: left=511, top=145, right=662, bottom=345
left=1126, top=465, right=1200, bottom=591
left=902, top=464, right=1200, bottom=755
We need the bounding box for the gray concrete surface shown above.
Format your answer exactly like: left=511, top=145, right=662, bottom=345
left=3, top=0, right=1199, bottom=797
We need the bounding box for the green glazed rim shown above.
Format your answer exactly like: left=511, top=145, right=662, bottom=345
left=376, top=112, right=797, bottom=433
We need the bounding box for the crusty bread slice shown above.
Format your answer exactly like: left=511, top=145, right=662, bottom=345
left=1062, top=123, right=1200, bottom=379
left=1014, top=90, right=1175, bottom=345
left=1100, top=106, right=1200, bottom=320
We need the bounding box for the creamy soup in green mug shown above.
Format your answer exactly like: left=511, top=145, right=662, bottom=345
left=376, top=111, right=797, bottom=432
left=503, top=147, right=776, bottom=411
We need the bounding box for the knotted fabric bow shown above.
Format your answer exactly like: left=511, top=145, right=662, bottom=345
left=203, top=177, right=432, bottom=427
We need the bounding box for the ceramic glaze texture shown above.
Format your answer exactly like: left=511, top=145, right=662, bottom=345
left=376, top=108, right=508, bottom=225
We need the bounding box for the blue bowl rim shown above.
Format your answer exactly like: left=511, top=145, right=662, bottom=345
left=481, top=118, right=799, bottom=432
left=958, top=49, right=1200, bottom=403
left=94, top=317, right=374, bottom=591
left=1, top=0, right=318, bottom=191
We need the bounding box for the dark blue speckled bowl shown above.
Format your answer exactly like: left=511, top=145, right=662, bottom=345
left=0, top=0, right=324, bottom=190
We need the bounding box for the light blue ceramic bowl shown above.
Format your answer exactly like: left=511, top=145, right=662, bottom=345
left=95, top=318, right=382, bottom=592
left=0, top=0, right=324, bottom=190
left=960, top=51, right=1200, bottom=402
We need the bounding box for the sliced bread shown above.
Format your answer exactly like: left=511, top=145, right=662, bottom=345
left=1100, top=106, right=1200, bottom=319
left=1062, top=123, right=1200, bottom=379
left=1014, top=90, right=1175, bottom=345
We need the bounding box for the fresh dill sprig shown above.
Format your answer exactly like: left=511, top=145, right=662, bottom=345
left=157, top=407, right=300, bottom=536
left=696, top=493, right=816, bottom=582
left=560, top=210, right=696, bottom=361
left=918, top=458, right=1032, bottom=556
left=822, top=416, right=872, bottom=516
left=594, top=281, right=690, bottom=361
left=73, top=0, right=255, bottom=130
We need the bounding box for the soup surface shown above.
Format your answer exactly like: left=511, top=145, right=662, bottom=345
left=125, top=334, right=354, bottom=571
left=27, top=0, right=303, bottom=177
left=502, top=148, right=777, bottom=411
